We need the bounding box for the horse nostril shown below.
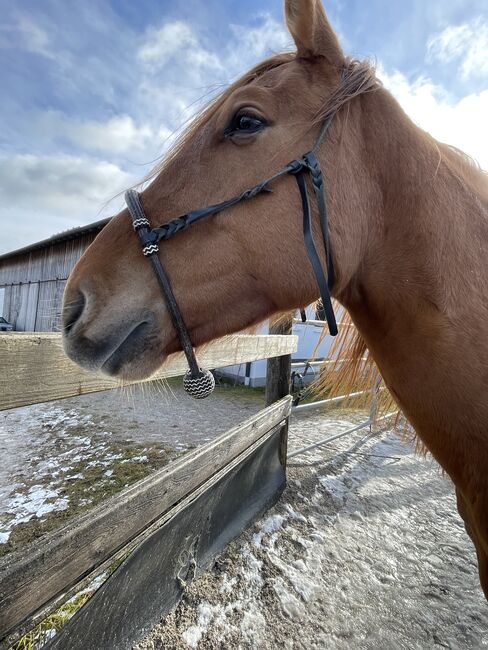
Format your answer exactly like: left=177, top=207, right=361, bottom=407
left=62, top=290, right=86, bottom=335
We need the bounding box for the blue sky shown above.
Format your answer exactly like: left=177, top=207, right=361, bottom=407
left=0, top=0, right=487, bottom=253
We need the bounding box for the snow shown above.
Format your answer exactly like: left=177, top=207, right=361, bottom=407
left=0, top=396, right=171, bottom=543
left=7, top=485, right=68, bottom=525
left=121, top=455, right=148, bottom=464
left=272, top=576, right=304, bottom=621
left=3, top=390, right=487, bottom=647
left=251, top=514, right=285, bottom=547
left=240, top=609, right=266, bottom=646
left=181, top=603, right=215, bottom=648
left=136, top=411, right=488, bottom=650
left=0, top=383, right=264, bottom=549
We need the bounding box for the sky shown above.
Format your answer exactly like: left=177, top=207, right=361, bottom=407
left=0, top=0, right=486, bottom=254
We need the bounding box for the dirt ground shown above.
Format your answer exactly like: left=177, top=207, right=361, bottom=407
left=2, top=386, right=487, bottom=648
left=135, top=411, right=488, bottom=650
left=0, top=379, right=263, bottom=553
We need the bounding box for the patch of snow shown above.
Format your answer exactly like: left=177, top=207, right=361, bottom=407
left=284, top=503, right=307, bottom=523
left=219, top=574, right=237, bottom=594
left=252, top=514, right=285, bottom=547
left=87, top=453, right=123, bottom=468
left=69, top=571, right=108, bottom=601
left=272, top=576, right=304, bottom=621
left=318, top=474, right=351, bottom=506
left=121, top=455, right=148, bottom=464
left=0, top=531, right=11, bottom=544
left=240, top=609, right=266, bottom=646
left=181, top=625, right=201, bottom=648
left=104, top=470, right=114, bottom=478
left=71, top=436, right=92, bottom=447
left=240, top=545, right=264, bottom=588
left=181, top=602, right=215, bottom=648
left=7, top=485, right=68, bottom=525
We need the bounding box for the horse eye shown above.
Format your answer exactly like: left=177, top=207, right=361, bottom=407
left=225, top=112, right=267, bottom=138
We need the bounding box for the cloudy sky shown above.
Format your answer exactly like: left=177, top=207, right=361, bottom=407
left=0, top=0, right=486, bottom=254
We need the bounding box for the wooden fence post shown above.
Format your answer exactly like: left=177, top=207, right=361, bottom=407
left=265, top=316, right=293, bottom=468
left=265, top=317, right=293, bottom=406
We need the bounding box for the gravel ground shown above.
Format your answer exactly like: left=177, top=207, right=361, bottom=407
left=136, top=410, right=488, bottom=650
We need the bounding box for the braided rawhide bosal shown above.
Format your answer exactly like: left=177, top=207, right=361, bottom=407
left=126, top=100, right=340, bottom=399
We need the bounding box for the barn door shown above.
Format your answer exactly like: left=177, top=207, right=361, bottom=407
left=16, top=283, right=40, bottom=332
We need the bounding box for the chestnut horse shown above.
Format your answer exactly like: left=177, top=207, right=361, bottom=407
left=62, top=1, right=488, bottom=598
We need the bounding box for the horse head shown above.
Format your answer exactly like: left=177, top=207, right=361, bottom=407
left=62, top=0, right=379, bottom=380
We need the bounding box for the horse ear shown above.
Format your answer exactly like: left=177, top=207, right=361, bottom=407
left=285, top=0, right=344, bottom=64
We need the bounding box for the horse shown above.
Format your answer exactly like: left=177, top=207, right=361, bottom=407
left=62, top=0, right=488, bottom=599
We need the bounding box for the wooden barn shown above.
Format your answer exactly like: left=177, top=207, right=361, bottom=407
left=0, top=219, right=108, bottom=332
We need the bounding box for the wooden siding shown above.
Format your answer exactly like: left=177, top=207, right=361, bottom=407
left=0, top=234, right=96, bottom=332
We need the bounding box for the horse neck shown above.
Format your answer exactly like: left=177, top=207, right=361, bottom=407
left=339, top=88, right=488, bottom=478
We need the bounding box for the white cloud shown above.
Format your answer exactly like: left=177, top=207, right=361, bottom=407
left=0, top=15, right=55, bottom=59
left=34, top=112, right=168, bottom=156
left=138, top=21, right=222, bottom=73
left=3, top=9, right=486, bottom=257
left=135, top=13, right=292, bottom=133
left=0, top=154, right=134, bottom=253
left=427, top=17, right=488, bottom=80
left=229, top=13, right=292, bottom=68
left=379, top=67, right=488, bottom=170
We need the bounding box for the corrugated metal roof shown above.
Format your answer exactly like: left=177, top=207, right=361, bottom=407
left=0, top=217, right=110, bottom=262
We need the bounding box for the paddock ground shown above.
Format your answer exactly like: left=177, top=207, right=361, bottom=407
left=136, top=410, right=488, bottom=650
left=0, top=380, right=263, bottom=553
left=2, top=385, right=487, bottom=648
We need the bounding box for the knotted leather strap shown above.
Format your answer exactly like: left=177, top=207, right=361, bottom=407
left=127, top=113, right=339, bottom=381
left=126, top=190, right=201, bottom=377
left=290, top=166, right=338, bottom=336
left=140, top=167, right=292, bottom=248
left=303, top=151, right=335, bottom=289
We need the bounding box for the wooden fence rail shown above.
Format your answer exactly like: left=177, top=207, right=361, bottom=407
left=0, top=331, right=297, bottom=648
left=0, top=333, right=297, bottom=410
left=0, top=398, right=291, bottom=643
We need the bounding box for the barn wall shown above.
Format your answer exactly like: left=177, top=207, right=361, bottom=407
left=0, top=233, right=97, bottom=332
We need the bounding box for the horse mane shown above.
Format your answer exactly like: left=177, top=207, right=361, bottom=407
left=313, top=307, right=395, bottom=411
left=146, top=53, right=295, bottom=182
left=438, top=143, right=488, bottom=199
left=147, top=54, right=380, bottom=182
left=313, top=58, right=379, bottom=126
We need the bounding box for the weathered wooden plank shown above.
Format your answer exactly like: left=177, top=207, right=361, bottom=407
left=46, top=426, right=286, bottom=650
left=0, top=333, right=298, bottom=410
left=0, top=396, right=291, bottom=640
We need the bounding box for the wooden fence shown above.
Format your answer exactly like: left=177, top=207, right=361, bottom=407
left=0, top=329, right=297, bottom=649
